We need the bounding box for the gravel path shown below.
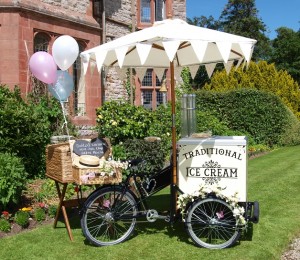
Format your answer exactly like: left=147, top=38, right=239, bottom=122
left=281, top=238, right=300, bottom=260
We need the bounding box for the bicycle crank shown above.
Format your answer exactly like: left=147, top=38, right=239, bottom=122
left=146, top=209, right=170, bottom=222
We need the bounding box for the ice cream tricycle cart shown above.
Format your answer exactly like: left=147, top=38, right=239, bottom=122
left=78, top=133, right=259, bottom=249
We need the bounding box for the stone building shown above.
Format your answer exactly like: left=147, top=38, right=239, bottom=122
left=0, top=0, right=186, bottom=128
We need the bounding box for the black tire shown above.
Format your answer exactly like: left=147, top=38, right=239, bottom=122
left=252, top=201, right=259, bottom=223
left=81, top=186, right=137, bottom=246
left=185, top=197, right=240, bottom=249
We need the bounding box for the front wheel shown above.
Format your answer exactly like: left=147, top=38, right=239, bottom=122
left=185, top=197, right=240, bottom=249
left=81, top=186, right=138, bottom=246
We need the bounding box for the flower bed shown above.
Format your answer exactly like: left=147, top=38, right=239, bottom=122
left=0, top=203, right=57, bottom=237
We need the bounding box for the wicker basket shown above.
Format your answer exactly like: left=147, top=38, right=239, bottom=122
left=46, top=142, right=73, bottom=183
left=72, top=165, right=122, bottom=185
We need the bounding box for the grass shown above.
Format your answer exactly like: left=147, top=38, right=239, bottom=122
left=1, top=145, right=300, bottom=259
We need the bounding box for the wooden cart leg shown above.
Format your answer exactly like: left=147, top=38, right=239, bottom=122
left=53, top=181, right=74, bottom=241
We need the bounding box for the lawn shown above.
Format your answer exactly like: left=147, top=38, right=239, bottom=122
left=1, top=146, right=300, bottom=260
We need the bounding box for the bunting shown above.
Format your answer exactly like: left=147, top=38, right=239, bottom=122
left=190, top=40, right=208, bottom=63
left=216, top=41, right=232, bottom=63
left=95, top=50, right=107, bottom=72
left=154, top=68, right=166, bottom=82
left=188, top=65, right=199, bottom=79
left=115, top=46, right=129, bottom=68
left=135, top=67, right=147, bottom=81
left=224, top=60, right=234, bottom=75
left=162, top=40, right=181, bottom=62
left=136, top=43, right=152, bottom=65
left=205, top=63, right=217, bottom=78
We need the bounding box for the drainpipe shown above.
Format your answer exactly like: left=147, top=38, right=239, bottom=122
left=130, top=0, right=136, bottom=105
left=101, top=0, right=106, bottom=104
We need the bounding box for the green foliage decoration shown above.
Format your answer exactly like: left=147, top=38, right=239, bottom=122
left=0, top=153, right=28, bottom=209
left=203, top=61, right=300, bottom=119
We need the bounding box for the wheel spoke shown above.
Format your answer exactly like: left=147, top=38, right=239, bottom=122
left=81, top=187, right=137, bottom=246
left=185, top=198, right=240, bottom=249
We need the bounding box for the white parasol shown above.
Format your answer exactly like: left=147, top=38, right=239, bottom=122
left=80, top=18, right=257, bottom=197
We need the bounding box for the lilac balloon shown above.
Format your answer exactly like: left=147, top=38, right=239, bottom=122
left=29, top=52, right=57, bottom=84
left=48, top=70, right=74, bottom=102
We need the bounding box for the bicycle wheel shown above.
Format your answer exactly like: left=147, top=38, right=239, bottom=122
left=81, top=186, right=138, bottom=246
left=185, top=197, right=240, bottom=249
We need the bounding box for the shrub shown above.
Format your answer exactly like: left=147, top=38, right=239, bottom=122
left=14, top=210, right=30, bottom=228
left=96, top=101, right=154, bottom=145
left=32, top=179, right=75, bottom=203
left=34, top=208, right=46, bottom=222
left=0, top=153, right=28, bottom=209
left=0, top=85, right=77, bottom=178
left=0, top=219, right=11, bottom=232
left=48, top=205, right=57, bottom=218
left=203, top=61, right=300, bottom=119
left=195, top=89, right=300, bottom=147
left=96, top=101, right=181, bottom=160
left=123, top=139, right=166, bottom=175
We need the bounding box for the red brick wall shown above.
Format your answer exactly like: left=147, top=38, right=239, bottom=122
left=0, top=0, right=102, bottom=126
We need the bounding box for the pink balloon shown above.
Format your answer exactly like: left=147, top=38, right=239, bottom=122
left=29, top=52, right=57, bottom=84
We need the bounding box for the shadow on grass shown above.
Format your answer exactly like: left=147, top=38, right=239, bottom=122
left=62, top=193, right=254, bottom=248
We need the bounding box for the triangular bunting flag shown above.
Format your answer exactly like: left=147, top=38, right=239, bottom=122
left=95, top=50, right=107, bottom=72
left=115, top=46, right=128, bottom=68
left=239, top=42, right=254, bottom=63
left=135, top=67, right=147, bottom=81
left=90, top=61, right=96, bottom=76
left=115, top=67, right=127, bottom=81
left=81, top=54, right=90, bottom=75
left=174, top=67, right=183, bottom=81
left=205, top=63, right=217, bottom=78
left=224, top=60, right=234, bottom=75
left=162, top=40, right=181, bottom=62
left=235, top=58, right=243, bottom=70
left=216, top=41, right=232, bottom=63
left=154, top=67, right=166, bottom=82
left=188, top=65, right=199, bottom=79
left=136, top=43, right=152, bottom=65
left=190, top=40, right=208, bottom=63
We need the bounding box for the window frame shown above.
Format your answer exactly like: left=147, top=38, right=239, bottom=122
left=138, top=0, right=166, bottom=27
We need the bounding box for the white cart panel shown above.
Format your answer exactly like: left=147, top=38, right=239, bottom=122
left=177, top=136, right=247, bottom=201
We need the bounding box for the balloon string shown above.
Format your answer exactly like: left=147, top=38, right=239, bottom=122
left=52, top=87, right=74, bottom=162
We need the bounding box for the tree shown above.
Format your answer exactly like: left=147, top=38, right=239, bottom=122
left=269, top=27, right=300, bottom=84
left=218, top=0, right=271, bottom=61
left=187, top=15, right=220, bottom=30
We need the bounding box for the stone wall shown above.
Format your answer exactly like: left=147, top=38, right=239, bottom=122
left=104, top=0, right=186, bottom=102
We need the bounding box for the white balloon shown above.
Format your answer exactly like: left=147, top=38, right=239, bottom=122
left=52, top=35, right=79, bottom=71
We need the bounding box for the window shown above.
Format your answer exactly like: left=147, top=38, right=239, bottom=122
left=73, top=43, right=85, bottom=116
left=140, top=69, right=166, bottom=109
left=139, top=0, right=166, bottom=25
left=34, top=33, right=50, bottom=52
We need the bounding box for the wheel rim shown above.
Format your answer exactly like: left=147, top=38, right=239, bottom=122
left=185, top=198, right=240, bottom=249
left=82, top=189, right=137, bottom=246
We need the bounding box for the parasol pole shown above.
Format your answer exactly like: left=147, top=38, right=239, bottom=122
left=170, top=61, right=177, bottom=219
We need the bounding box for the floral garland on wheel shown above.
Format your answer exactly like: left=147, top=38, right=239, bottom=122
left=177, top=184, right=246, bottom=225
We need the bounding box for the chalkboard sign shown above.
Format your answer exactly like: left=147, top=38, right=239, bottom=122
left=73, top=138, right=109, bottom=158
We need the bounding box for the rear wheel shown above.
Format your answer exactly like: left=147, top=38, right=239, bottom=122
left=185, top=197, right=240, bottom=249
left=81, top=186, right=137, bottom=246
